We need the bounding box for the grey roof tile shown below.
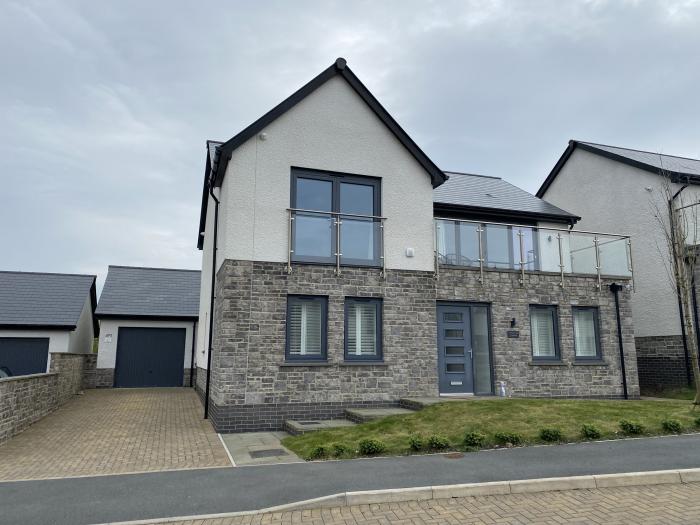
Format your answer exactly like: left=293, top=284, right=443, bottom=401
left=435, top=172, right=578, bottom=219
left=579, top=141, right=700, bottom=177
left=96, top=266, right=200, bottom=319
left=0, top=271, right=95, bottom=328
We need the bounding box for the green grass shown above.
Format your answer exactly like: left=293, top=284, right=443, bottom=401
left=281, top=398, right=700, bottom=460
left=644, top=387, right=696, bottom=401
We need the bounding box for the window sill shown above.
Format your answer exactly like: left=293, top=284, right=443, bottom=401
left=279, top=361, right=331, bottom=368
left=573, top=360, right=608, bottom=366
left=339, top=361, right=388, bottom=367
left=528, top=360, right=567, bottom=367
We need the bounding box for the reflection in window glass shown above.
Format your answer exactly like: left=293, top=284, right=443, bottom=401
left=458, top=222, right=480, bottom=266
left=294, top=213, right=333, bottom=258
left=437, top=220, right=458, bottom=265
left=573, top=308, right=599, bottom=358
left=446, top=363, right=465, bottom=373
left=296, top=178, right=332, bottom=211
left=445, top=346, right=464, bottom=355
left=341, top=218, right=376, bottom=263
left=471, top=306, right=492, bottom=394
left=530, top=306, right=558, bottom=359
left=340, top=183, right=374, bottom=215
left=444, top=329, right=464, bottom=338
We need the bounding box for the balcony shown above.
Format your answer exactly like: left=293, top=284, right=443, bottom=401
left=434, top=218, right=633, bottom=288
left=287, top=208, right=385, bottom=275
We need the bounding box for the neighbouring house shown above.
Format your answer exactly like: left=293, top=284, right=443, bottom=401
left=0, top=271, right=97, bottom=376
left=95, top=265, right=200, bottom=388
left=537, top=140, right=700, bottom=392
left=196, top=58, right=639, bottom=433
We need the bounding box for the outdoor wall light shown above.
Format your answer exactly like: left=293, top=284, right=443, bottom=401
left=510, top=318, right=517, bottom=328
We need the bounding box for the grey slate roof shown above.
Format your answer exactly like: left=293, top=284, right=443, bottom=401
left=579, top=142, right=700, bottom=177
left=96, top=266, right=201, bottom=319
left=435, top=172, right=579, bottom=220
left=0, top=271, right=95, bottom=329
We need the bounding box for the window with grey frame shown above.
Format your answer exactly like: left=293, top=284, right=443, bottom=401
left=285, top=295, right=328, bottom=361
left=290, top=168, right=381, bottom=266
left=572, top=306, right=602, bottom=360
left=529, top=305, right=560, bottom=360
left=344, top=297, right=382, bottom=361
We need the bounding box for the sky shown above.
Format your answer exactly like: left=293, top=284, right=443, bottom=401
left=1, top=0, right=700, bottom=291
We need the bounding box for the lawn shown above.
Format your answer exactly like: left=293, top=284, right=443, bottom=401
left=644, top=387, right=696, bottom=401
left=281, top=398, right=700, bottom=460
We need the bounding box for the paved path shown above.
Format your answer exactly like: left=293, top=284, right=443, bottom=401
left=0, top=388, right=230, bottom=481
left=162, top=482, right=700, bottom=524
left=4, top=434, right=700, bottom=525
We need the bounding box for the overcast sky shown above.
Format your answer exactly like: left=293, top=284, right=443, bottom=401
left=2, top=0, right=699, bottom=290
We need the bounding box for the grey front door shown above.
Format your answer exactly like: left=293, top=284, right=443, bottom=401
left=437, top=305, right=474, bottom=394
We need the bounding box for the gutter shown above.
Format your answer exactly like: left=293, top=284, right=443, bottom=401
left=204, top=177, right=220, bottom=420
left=609, top=282, right=629, bottom=399
left=670, top=184, right=692, bottom=386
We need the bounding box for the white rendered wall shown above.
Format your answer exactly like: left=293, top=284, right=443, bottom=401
left=541, top=148, right=700, bottom=338
left=96, top=319, right=196, bottom=369
left=67, top=295, right=95, bottom=354
left=218, top=75, right=436, bottom=272
left=196, top=189, right=219, bottom=370
left=0, top=329, right=70, bottom=372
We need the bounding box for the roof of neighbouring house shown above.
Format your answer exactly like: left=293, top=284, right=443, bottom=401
left=537, top=140, right=700, bottom=198
left=0, top=271, right=97, bottom=330
left=96, top=266, right=201, bottom=320
left=435, top=171, right=580, bottom=223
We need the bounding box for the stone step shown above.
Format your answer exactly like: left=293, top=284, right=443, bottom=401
left=344, top=407, right=415, bottom=423
left=284, top=418, right=356, bottom=436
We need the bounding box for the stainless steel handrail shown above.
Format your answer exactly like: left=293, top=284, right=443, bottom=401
left=288, top=208, right=387, bottom=220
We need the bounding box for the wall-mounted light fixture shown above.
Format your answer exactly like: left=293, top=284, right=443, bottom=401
left=510, top=318, right=517, bottom=328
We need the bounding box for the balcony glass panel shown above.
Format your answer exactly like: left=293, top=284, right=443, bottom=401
left=569, top=232, right=598, bottom=274
left=293, top=212, right=334, bottom=262
left=599, top=236, right=632, bottom=277
left=512, top=227, right=538, bottom=270
left=458, top=222, right=480, bottom=266
left=341, top=217, right=379, bottom=265
left=436, top=220, right=480, bottom=267
left=484, top=224, right=511, bottom=269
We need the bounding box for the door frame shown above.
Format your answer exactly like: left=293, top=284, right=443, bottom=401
left=436, top=301, right=495, bottom=396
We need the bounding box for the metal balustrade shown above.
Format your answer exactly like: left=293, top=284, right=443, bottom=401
left=434, top=218, right=634, bottom=289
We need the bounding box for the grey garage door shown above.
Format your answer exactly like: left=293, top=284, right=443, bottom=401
left=114, top=327, right=186, bottom=388
left=0, top=337, right=50, bottom=376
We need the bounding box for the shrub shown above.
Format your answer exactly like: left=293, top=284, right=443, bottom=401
left=332, top=443, right=351, bottom=457
left=581, top=424, right=602, bottom=440
left=539, top=428, right=563, bottom=442
left=306, top=445, right=327, bottom=460
left=427, top=435, right=450, bottom=450
left=494, top=431, right=523, bottom=446
left=694, top=417, right=700, bottom=428
left=408, top=434, right=424, bottom=451
left=661, top=419, right=683, bottom=434
left=463, top=431, right=486, bottom=448
left=619, top=419, right=644, bottom=435
left=358, top=438, right=386, bottom=456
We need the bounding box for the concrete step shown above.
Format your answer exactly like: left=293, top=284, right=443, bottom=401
left=344, top=407, right=414, bottom=423
left=284, top=418, right=356, bottom=436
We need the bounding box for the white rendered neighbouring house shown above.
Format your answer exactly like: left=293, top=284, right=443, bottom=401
left=538, top=140, right=700, bottom=392
left=195, top=59, right=639, bottom=433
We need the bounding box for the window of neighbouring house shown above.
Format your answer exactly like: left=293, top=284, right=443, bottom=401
left=286, top=296, right=327, bottom=361
left=291, top=168, right=381, bottom=266
left=345, top=298, right=382, bottom=361
left=530, top=305, right=559, bottom=360
left=573, top=307, right=601, bottom=359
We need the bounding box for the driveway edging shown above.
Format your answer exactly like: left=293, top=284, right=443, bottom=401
left=96, top=467, right=700, bottom=525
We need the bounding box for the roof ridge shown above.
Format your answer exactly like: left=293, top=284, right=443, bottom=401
left=443, top=170, right=502, bottom=180
left=579, top=140, right=700, bottom=163
left=0, top=270, right=96, bottom=279
left=108, top=265, right=201, bottom=273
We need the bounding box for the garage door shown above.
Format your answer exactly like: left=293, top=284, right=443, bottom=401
left=114, top=327, right=186, bottom=388
left=0, top=337, right=50, bottom=376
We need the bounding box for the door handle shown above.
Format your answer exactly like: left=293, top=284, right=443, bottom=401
left=468, top=349, right=473, bottom=360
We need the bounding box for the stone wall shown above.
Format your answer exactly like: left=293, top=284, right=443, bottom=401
left=635, top=335, right=691, bottom=392
left=0, top=353, right=89, bottom=445
left=94, top=368, right=115, bottom=387
left=82, top=354, right=98, bottom=389
left=437, top=268, right=639, bottom=399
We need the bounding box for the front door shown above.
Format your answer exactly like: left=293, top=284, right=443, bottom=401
left=437, top=305, right=474, bottom=394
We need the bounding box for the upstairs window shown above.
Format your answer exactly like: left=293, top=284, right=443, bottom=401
left=345, top=298, right=382, bottom=361
left=530, top=305, right=559, bottom=360
left=286, top=296, right=327, bottom=361
left=291, top=168, right=381, bottom=266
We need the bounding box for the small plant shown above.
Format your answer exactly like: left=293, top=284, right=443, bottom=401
left=539, top=428, right=563, bottom=442
left=306, top=445, right=327, bottom=460
left=661, top=419, right=683, bottom=434
left=581, top=424, right=602, bottom=440
left=358, top=438, right=386, bottom=456
left=619, top=419, right=644, bottom=435
left=463, top=431, right=486, bottom=448
left=332, top=443, right=351, bottom=457
left=494, top=431, right=523, bottom=446
left=427, top=435, right=450, bottom=450
left=408, top=434, right=424, bottom=451
left=694, top=417, right=700, bottom=428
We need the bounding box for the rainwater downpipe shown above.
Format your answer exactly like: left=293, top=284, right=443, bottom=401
left=609, top=282, right=629, bottom=400
left=204, top=178, right=220, bottom=419
left=670, top=184, right=692, bottom=386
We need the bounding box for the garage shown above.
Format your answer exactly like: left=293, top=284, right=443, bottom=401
left=0, top=337, right=49, bottom=376
left=114, top=327, right=186, bottom=387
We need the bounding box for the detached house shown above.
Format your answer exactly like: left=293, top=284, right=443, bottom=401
left=196, top=59, right=639, bottom=432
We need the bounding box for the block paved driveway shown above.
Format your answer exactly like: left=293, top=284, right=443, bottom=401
left=163, top=482, right=700, bottom=524
left=0, top=388, right=231, bottom=481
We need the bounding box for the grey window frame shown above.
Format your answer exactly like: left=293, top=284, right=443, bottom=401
left=572, top=306, right=602, bottom=360
left=285, top=295, right=328, bottom=362
left=290, top=167, right=382, bottom=267
left=344, top=297, right=383, bottom=361
left=529, top=305, right=561, bottom=361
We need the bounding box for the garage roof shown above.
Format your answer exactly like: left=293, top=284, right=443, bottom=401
left=0, top=271, right=96, bottom=330
left=96, top=266, right=201, bottom=320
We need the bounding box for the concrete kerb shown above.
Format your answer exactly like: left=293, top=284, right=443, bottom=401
left=97, top=468, right=700, bottom=525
